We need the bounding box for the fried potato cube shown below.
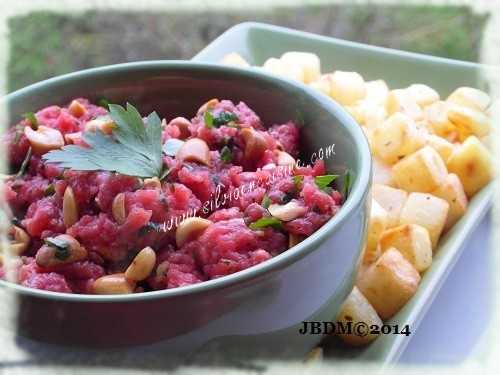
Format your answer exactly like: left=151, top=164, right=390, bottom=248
left=447, top=87, right=491, bottom=112
left=372, top=157, right=394, bottom=186
left=424, top=101, right=456, bottom=138
left=262, top=57, right=304, bottom=82
left=372, top=184, right=408, bottom=228
left=379, top=224, right=432, bottom=272
left=336, top=286, right=383, bottom=346
left=328, top=71, right=366, bottom=106
left=372, top=112, right=426, bottom=164
left=364, top=199, right=388, bottom=264
left=431, top=173, right=468, bottom=230
left=365, top=79, right=389, bottom=105
left=386, top=89, right=423, bottom=120
left=446, top=136, right=493, bottom=197
left=280, top=51, right=321, bottom=84
left=447, top=105, right=491, bottom=139
left=356, top=247, right=421, bottom=319
left=407, top=84, right=440, bottom=107
left=399, top=192, right=449, bottom=248
left=425, top=134, right=455, bottom=163
left=392, top=146, right=448, bottom=193
left=221, top=52, right=250, bottom=68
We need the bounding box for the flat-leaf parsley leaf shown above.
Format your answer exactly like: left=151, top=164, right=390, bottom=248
left=43, top=103, right=164, bottom=178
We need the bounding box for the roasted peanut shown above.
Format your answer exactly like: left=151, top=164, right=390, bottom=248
left=125, top=247, right=157, bottom=281
left=241, top=128, right=268, bottom=161
left=24, top=125, right=64, bottom=155
left=167, top=117, right=192, bottom=139
left=7, top=225, right=30, bottom=255
left=84, top=116, right=116, bottom=135
left=176, top=138, right=211, bottom=166
left=93, top=273, right=135, bottom=295
left=176, top=217, right=212, bottom=247
left=268, top=200, right=307, bottom=221
left=68, top=99, right=87, bottom=117
left=63, top=186, right=79, bottom=227
left=276, top=150, right=295, bottom=166
left=197, top=99, right=219, bottom=115
left=36, top=234, right=87, bottom=268
left=143, top=177, right=161, bottom=189
left=112, top=193, right=127, bottom=224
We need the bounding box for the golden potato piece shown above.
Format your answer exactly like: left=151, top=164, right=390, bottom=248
left=447, top=87, right=491, bottom=112
left=386, top=89, right=423, bottom=120
left=221, top=52, right=250, bottom=68
left=425, top=134, right=455, bottom=163
left=448, top=105, right=491, bottom=139
left=431, top=173, right=468, bottom=230
left=372, top=157, right=394, bottom=186
left=328, top=71, right=366, bottom=106
left=424, top=100, right=455, bottom=138
left=364, top=199, right=388, bottom=264
left=262, top=57, right=304, bottom=82
left=372, top=184, right=408, bottom=228
left=407, top=84, right=440, bottom=107
left=356, top=247, right=420, bottom=320
left=372, top=112, right=426, bottom=164
left=446, top=136, right=493, bottom=197
left=399, top=192, right=449, bottom=248
left=379, top=224, right=432, bottom=272
left=392, top=146, right=448, bottom=193
left=280, top=51, right=321, bottom=83
left=364, top=79, right=389, bottom=105
left=336, top=287, right=383, bottom=346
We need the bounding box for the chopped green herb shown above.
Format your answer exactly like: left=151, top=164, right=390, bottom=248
left=249, top=216, right=282, bottom=230
left=314, top=174, right=339, bottom=190
left=44, top=184, right=55, bottom=196
left=261, top=194, right=271, bottom=209
left=342, top=169, right=354, bottom=201
left=204, top=110, right=239, bottom=129
left=43, top=103, right=163, bottom=178
left=213, top=111, right=239, bottom=127
left=204, top=110, right=214, bottom=129
left=97, top=98, right=111, bottom=109
left=15, top=147, right=32, bottom=178
left=138, top=222, right=164, bottom=236
left=45, top=237, right=70, bottom=260
left=163, top=138, right=185, bottom=157
left=23, top=112, right=38, bottom=129
left=292, top=175, right=303, bottom=189
left=159, top=167, right=171, bottom=181
left=220, top=146, right=233, bottom=163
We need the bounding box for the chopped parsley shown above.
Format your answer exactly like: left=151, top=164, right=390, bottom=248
left=44, top=184, right=55, bottom=196
left=314, top=174, right=339, bottom=191
left=261, top=194, right=271, bottom=209
left=342, top=169, right=354, bottom=200
left=220, top=146, right=233, bottom=163
left=292, top=175, right=303, bottom=189
left=23, top=112, right=38, bottom=129
left=249, top=216, right=282, bottom=230
left=204, top=110, right=239, bottom=129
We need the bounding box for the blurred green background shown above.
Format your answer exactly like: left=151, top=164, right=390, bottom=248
left=7, top=4, right=487, bottom=92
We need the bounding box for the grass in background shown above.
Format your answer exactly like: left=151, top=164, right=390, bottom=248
left=7, top=5, right=488, bottom=92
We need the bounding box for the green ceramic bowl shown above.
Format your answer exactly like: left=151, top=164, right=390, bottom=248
left=0, top=61, right=370, bottom=353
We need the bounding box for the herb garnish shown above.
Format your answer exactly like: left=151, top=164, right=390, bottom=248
left=342, top=169, right=353, bottom=200
left=163, top=138, right=185, bottom=157
left=261, top=194, right=271, bottom=209
left=292, top=175, right=303, bottom=189
left=23, top=112, right=38, bottom=129
left=15, top=147, right=32, bottom=178
left=314, top=174, right=339, bottom=191
left=97, top=98, right=111, bottom=109
left=43, top=103, right=163, bottom=178
left=249, top=216, right=282, bottom=230
left=44, top=184, right=55, bottom=196
left=220, top=146, right=233, bottom=163
left=204, top=110, right=239, bottom=129
left=45, top=237, right=70, bottom=260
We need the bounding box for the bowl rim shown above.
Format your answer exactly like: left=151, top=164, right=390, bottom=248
left=0, top=60, right=371, bottom=302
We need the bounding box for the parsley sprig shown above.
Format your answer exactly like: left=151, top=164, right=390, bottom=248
left=43, top=103, right=164, bottom=178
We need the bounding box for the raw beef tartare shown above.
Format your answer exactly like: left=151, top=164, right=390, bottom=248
left=1, top=98, right=343, bottom=294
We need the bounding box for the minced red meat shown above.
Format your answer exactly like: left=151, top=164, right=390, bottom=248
left=1, top=98, right=343, bottom=294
